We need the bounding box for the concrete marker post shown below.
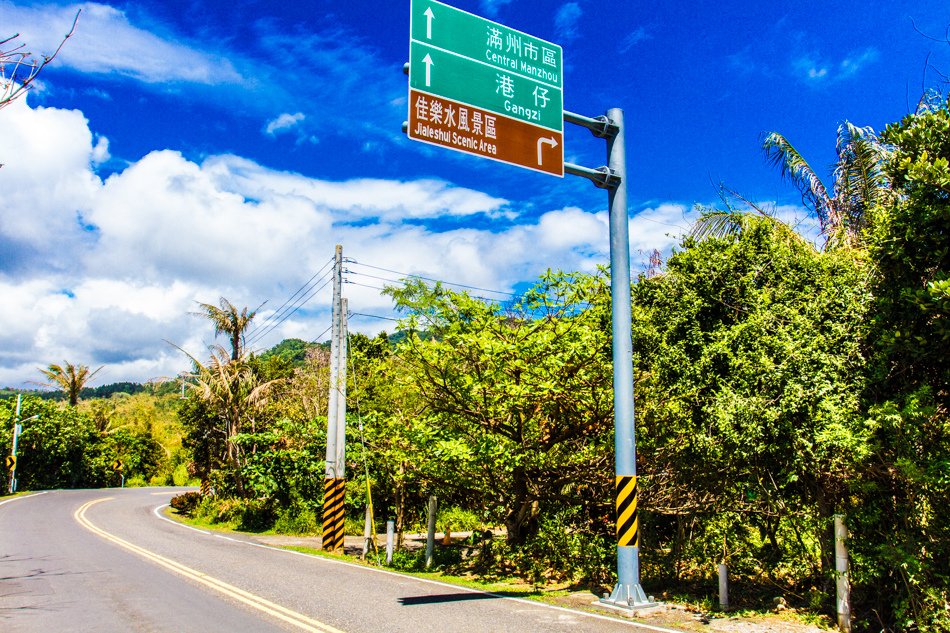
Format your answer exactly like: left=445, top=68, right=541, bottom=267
left=718, top=563, right=729, bottom=610
left=835, top=514, right=851, bottom=633
left=425, top=495, right=437, bottom=569
left=386, top=519, right=395, bottom=564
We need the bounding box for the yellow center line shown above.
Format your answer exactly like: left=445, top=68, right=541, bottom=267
left=74, top=498, right=345, bottom=633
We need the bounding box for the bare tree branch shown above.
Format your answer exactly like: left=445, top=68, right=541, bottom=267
left=0, top=9, right=80, bottom=110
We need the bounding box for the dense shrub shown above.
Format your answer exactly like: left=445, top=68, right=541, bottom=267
left=170, top=491, right=203, bottom=515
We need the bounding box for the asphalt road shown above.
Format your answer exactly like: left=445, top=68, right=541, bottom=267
left=0, top=488, right=680, bottom=633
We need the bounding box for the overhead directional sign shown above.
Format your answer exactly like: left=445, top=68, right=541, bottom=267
left=408, top=0, right=564, bottom=176
left=5, top=455, right=14, bottom=471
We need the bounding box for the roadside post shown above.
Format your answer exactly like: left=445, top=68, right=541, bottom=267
left=8, top=395, right=37, bottom=494
left=425, top=495, right=438, bottom=569
left=386, top=520, right=395, bottom=564
left=112, top=459, right=124, bottom=488
left=835, top=515, right=851, bottom=633
left=404, top=0, right=654, bottom=609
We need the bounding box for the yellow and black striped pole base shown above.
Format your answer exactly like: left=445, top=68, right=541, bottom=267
left=322, top=477, right=346, bottom=552
left=200, top=479, right=211, bottom=497
left=616, top=475, right=639, bottom=548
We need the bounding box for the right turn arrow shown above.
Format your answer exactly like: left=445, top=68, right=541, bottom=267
left=537, top=136, right=558, bottom=165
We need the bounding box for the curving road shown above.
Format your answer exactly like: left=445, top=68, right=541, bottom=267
left=0, top=488, right=680, bottom=633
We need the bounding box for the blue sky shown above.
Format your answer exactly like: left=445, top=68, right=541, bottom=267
left=0, top=0, right=948, bottom=387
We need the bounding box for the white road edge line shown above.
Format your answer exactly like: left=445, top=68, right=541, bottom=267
left=0, top=491, right=50, bottom=507
left=153, top=503, right=212, bottom=534
left=154, top=503, right=683, bottom=633
left=79, top=498, right=345, bottom=633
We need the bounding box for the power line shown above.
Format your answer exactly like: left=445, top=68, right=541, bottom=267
left=344, top=274, right=507, bottom=306
left=344, top=280, right=388, bottom=292
left=247, top=258, right=333, bottom=337
left=246, top=257, right=334, bottom=340
left=349, top=312, right=400, bottom=323
left=310, top=322, right=334, bottom=345
left=345, top=258, right=517, bottom=297
left=245, top=277, right=332, bottom=348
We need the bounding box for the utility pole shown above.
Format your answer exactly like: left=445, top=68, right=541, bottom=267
left=323, top=245, right=347, bottom=552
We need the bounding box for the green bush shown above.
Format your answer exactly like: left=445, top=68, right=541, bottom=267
left=237, top=499, right=276, bottom=532
left=387, top=548, right=426, bottom=571
left=515, top=510, right=613, bottom=586
left=125, top=475, right=147, bottom=487
left=274, top=506, right=320, bottom=535
left=172, top=462, right=192, bottom=486
left=170, top=491, right=203, bottom=515
left=438, top=507, right=483, bottom=533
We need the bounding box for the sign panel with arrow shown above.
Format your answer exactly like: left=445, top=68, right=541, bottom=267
left=408, top=0, right=564, bottom=177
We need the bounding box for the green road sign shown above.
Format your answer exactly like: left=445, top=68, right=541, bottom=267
left=408, top=0, right=564, bottom=176
left=409, top=42, right=563, bottom=132
left=410, top=0, right=562, bottom=89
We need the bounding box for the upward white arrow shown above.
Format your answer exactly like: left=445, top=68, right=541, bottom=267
left=424, top=7, right=435, bottom=39
left=422, top=53, right=434, bottom=87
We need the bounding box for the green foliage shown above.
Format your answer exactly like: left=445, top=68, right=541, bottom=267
left=0, top=396, right=170, bottom=490
left=514, top=508, right=614, bottom=587
left=848, top=95, right=950, bottom=632
left=258, top=338, right=321, bottom=367
left=438, top=507, right=483, bottom=533
left=170, top=491, right=203, bottom=514
left=273, top=506, right=320, bottom=535
left=633, top=216, right=869, bottom=593
left=385, top=272, right=615, bottom=546
left=234, top=416, right=327, bottom=509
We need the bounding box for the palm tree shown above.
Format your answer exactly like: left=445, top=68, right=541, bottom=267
left=763, top=121, right=891, bottom=246
left=183, top=345, right=276, bottom=497
left=194, top=297, right=256, bottom=361
left=39, top=362, right=102, bottom=406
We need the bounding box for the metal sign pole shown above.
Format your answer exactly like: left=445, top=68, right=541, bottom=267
left=563, top=108, right=655, bottom=609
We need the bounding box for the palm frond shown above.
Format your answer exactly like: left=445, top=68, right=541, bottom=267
left=833, top=121, right=891, bottom=234
left=688, top=208, right=748, bottom=242
left=763, top=132, right=834, bottom=231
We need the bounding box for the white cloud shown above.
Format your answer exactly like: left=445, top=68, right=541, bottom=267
left=0, top=1, right=243, bottom=84
left=0, top=97, right=703, bottom=387
left=793, top=47, right=879, bottom=84
left=619, top=27, right=651, bottom=54
left=479, top=0, right=513, bottom=17
left=200, top=155, right=510, bottom=221
left=265, top=112, right=305, bottom=137
left=0, top=92, right=101, bottom=270
left=839, top=48, right=880, bottom=78
left=555, top=3, right=583, bottom=41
